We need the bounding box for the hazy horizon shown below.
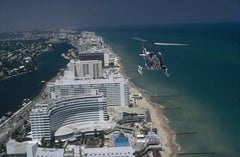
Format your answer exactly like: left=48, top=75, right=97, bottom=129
left=0, top=0, right=240, bottom=32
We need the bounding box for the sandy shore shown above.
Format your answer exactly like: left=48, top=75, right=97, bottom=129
left=129, top=83, right=178, bottom=157
left=26, top=45, right=179, bottom=156
left=110, top=47, right=178, bottom=157
left=19, top=44, right=178, bottom=156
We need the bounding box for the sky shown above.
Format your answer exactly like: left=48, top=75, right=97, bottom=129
left=0, top=0, right=239, bottom=32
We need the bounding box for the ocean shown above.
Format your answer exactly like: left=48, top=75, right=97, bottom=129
left=95, top=23, right=240, bottom=157
left=0, top=23, right=239, bottom=156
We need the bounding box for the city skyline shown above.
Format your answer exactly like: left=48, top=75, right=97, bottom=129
left=0, top=0, right=239, bottom=32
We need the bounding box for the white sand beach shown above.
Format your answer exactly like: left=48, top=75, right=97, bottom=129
left=110, top=47, right=178, bottom=157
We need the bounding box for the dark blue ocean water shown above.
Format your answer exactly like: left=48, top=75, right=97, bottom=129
left=0, top=24, right=239, bottom=156
left=0, top=42, right=70, bottom=116
left=95, top=23, right=240, bottom=157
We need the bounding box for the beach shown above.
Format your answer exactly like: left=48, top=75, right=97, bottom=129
left=0, top=35, right=179, bottom=156
left=1, top=24, right=239, bottom=156
left=31, top=42, right=179, bottom=156
left=99, top=24, right=240, bottom=156
left=110, top=47, right=178, bottom=157
left=129, top=84, right=178, bottom=157
left=23, top=46, right=178, bottom=157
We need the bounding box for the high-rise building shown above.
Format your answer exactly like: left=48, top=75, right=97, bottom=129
left=30, top=90, right=107, bottom=141
left=78, top=31, right=104, bottom=52
left=67, top=59, right=103, bottom=79
left=78, top=52, right=105, bottom=67
left=47, top=75, right=130, bottom=107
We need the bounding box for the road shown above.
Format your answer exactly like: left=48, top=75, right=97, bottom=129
left=0, top=101, right=33, bottom=144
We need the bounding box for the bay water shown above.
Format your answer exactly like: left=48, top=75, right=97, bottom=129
left=0, top=42, right=70, bottom=117
left=0, top=23, right=239, bottom=156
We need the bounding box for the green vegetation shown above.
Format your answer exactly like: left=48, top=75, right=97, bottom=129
left=85, top=131, right=105, bottom=148
left=0, top=36, right=51, bottom=81
left=10, top=122, right=32, bottom=142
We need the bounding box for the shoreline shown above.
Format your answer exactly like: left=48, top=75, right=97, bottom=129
left=32, top=42, right=180, bottom=157
left=1, top=35, right=179, bottom=156
left=129, top=83, right=179, bottom=157
left=109, top=47, right=179, bottom=157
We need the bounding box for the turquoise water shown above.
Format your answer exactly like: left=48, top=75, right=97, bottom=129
left=0, top=24, right=239, bottom=156
left=96, top=23, right=240, bottom=157
left=115, top=137, right=129, bottom=147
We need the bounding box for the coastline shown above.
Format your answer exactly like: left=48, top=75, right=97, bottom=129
left=1, top=25, right=239, bottom=156
left=1, top=35, right=179, bottom=156
left=0, top=71, right=29, bottom=82
left=129, top=83, right=178, bottom=157
left=31, top=40, right=180, bottom=156
left=109, top=47, right=179, bottom=157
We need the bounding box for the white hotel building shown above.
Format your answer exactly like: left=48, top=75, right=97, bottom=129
left=67, top=59, right=103, bottom=79
left=30, top=90, right=108, bottom=141
left=47, top=73, right=130, bottom=107
left=26, top=144, right=135, bottom=157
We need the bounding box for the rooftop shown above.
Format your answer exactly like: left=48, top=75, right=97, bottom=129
left=52, top=74, right=128, bottom=85
left=55, top=121, right=116, bottom=139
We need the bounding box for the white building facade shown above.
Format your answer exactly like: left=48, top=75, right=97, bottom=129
left=36, top=148, right=64, bottom=157
left=47, top=77, right=130, bottom=107
left=30, top=91, right=107, bottom=141
left=81, top=146, right=135, bottom=157
left=25, top=144, right=135, bottom=157
left=67, top=59, right=103, bottom=79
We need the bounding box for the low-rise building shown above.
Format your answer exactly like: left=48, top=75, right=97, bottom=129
left=81, top=146, right=135, bottom=157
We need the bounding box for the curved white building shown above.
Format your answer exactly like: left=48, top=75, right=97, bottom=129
left=30, top=90, right=108, bottom=141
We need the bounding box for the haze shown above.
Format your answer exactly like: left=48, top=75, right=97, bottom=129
left=0, top=0, right=239, bottom=32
